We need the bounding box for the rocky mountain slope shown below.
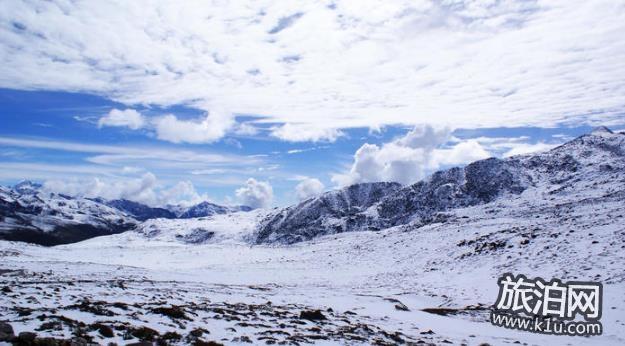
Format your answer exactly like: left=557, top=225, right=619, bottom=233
left=256, top=127, right=625, bottom=244
left=256, top=182, right=402, bottom=243
left=0, top=184, right=252, bottom=245
left=178, top=201, right=252, bottom=219
left=102, top=199, right=177, bottom=221
left=0, top=186, right=137, bottom=245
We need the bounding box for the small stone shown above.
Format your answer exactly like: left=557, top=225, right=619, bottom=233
left=299, top=309, right=327, bottom=321
left=17, top=331, right=37, bottom=343
left=0, top=322, right=15, bottom=341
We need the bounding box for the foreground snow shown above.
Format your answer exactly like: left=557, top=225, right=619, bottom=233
left=1, top=190, right=624, bottom=345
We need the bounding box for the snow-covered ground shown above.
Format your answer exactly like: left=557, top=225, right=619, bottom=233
left=1, top=187, right=624, bottom=345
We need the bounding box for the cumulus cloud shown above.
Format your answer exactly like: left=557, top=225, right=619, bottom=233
left=295, top=177, right=325, bottom=201
left=41, top=172, right=209, bottom=207
left=332, top=125, right=491, bottom=187
left=1, top=1, right=624, bottom=133
left=153, top=110, right=234, bottom=144
left=432, top=140, right=492, bottom=166
left=235, top=178, right=273, bottom=208
left=503, top=142, right=557, bottom=157
left=271, top=124, right=344, bottom=142
left=158, top=180, right=209, bottom=207
left=98, top=109, right=146, bottom=130
left=96, top=107, right=237, bottom=144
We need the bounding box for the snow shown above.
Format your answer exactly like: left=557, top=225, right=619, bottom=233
left=2, top=183, right=624, bottom=344
left=1, top=130, right=625, bottom=344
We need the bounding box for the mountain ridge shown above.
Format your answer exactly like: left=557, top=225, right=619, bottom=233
left=255, top=128, right=625, bottom=244
left=0, top=186, right=252, bottom=245
left=1, top=128, right=623, bottom=246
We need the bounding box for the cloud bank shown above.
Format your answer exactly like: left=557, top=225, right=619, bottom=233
left=2, top=0, right=624, bottom=139
left=332, top=125, right=491, bottom=186
left=42, top=172, right=208, bottom=207
left=295, top=177, right=325, bottom=201
left=235, top=178, right=273, bottom=208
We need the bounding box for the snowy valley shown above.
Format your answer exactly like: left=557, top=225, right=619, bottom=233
left=1, top=128, right=625, bottom=345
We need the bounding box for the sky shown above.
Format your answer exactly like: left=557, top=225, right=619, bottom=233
left=0, top=0, right=624, bottom=207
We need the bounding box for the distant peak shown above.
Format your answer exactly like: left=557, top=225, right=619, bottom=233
left=591, top=126, right=614, bottom=135
left=13, top=180, right=42, bottom=193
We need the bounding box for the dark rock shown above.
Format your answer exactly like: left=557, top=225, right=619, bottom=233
left=299, top=310, right=327, bottom=321
left=160, top=331, right=183, bottom=342
left=394, top=303, right=410, bottom=311
left=192, top=341, right=224, bottom=346
left=16, top=331, right=37, bottom=343
left=0, top=322, right=15, bottom=341
left=151, top=305, right=189, bottom=320
left=129, top=326, right=159, bottom=341
left=91, top=323, right=114, bottom=338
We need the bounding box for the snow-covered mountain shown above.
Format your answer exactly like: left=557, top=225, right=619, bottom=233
left=178, top=201, right=252, bottom=218
left=256, top=182, right=402, bottom=243
left=0, top=187, right=137, bottom=245
left=256, top=127, right=625, bottom=244
left=102, top=199, right=177, bottom=221
left=0, top=185, right=251, bottom=245
left=2, top=127, right=623, bottom=248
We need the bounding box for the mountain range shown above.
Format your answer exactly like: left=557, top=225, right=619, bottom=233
left=0, top=183, right=251, bottom=245
left=0, top=127, right=623, bottom=246
left=254, top=126, right=624, bottom=243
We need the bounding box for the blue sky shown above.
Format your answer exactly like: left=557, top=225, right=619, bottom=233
left=0, top=87, right=613, bottom=207
left=1, top=1, right=624, bottom=207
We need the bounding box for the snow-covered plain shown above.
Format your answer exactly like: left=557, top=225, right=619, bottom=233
left=1, top=191, right=624, bottom=345
left=1, top=129, right=625, bottom=345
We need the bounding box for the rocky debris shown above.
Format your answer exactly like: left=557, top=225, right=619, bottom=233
left=0, top=274, right=447, bottom=345
left=175, top=229, right=215, bottom=244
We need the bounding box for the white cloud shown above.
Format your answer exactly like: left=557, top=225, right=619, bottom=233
left=41, top=172, right=209, bottom=207
left=1, top=1, right=624, bottom=133
left=467, top=136, right=562, bottom=157
left=235, top=178, right=273, bottom=208
left=98, top=108, right=146, bottom=130
left=432, top=140, right=492, bottom=166
left=503, top=142, right=557, bottom=157
left=295, top=177, right=325, bottom=201
left=332, top=125, right=491, bottom=186
left=234, top=123, right=259, bottom=136
left=0, top=136, right=254, bottom=168
left=158, top=180, right=209, bottom=207
left=153, top=110, right=234, bottom=144
left=271, top=124, right=344, bottom=142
